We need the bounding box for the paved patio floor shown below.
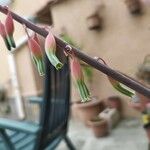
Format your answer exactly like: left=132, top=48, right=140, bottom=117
left=57, top=118, right=148, bottom=150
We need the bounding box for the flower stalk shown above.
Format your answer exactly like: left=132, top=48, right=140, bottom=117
left=0, top=6, right=149, bottom=98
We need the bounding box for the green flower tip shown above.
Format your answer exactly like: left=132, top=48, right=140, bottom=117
left=81, top=98, right=91, bottom=103
left=39, top=72, right=45, bottom=76
left=55, top=63, right=63, bottom=70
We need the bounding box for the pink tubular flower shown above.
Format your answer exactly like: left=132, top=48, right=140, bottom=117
left=28, top=36, right=45, bottom=76
left=25, top=28, right=45, bottom=76
left=70, top=56, right=90, bottom=102
left=45, top=31, right=63, bottom=70
left=0, top=21, right=11, bottom=50
left=5, top=11, right=16, bottom=48
left=28, top=37, right=45, bottom=76
left=97, top=57, right=135, bottom=97
left=108, top=76, right=135, bottom=97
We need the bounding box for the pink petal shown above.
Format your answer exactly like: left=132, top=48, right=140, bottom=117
left=70, top=57, right=83, bottom=81
left=0, top=21, right=7, bottom=38
left=5, top=12, right=14, bottom=35
left=45, top=31, right=56, bottom=53
left=28, top=37, right=42, bottom=58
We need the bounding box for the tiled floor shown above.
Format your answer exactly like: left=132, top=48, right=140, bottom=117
left=57, top=118, right=148, bottom=150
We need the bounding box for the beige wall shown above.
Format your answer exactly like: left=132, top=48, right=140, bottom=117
left=0, top=0, right=44, bottom=97
left=0, top=0, right=149, bottom=118
left=51, top=0, right=150, bottom=118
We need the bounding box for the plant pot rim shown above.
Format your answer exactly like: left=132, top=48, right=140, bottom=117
left=88, top=118, right=107, bottom=126
left=73, top=99, right=103, bottom=108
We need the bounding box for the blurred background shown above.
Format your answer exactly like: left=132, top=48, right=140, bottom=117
left=0, top=0, right=149, bottom=149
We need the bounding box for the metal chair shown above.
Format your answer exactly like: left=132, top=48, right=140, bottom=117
left=0, top=52, right=75, bottom=150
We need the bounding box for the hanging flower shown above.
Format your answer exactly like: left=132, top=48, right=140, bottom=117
left=108, top=76, right=135, bottom=97
left=96, top=57, right=135, bottom=98
left=24, top=26, right=45, bottom=76
left=70, top=55, right=91, bottom=102
left=5, top=11, right=16, bottom=48
left=0, top=21, right=11, bottom=50
left=45, top=31, right=63, bottom=70
left=28, top=37, right=45, bottom=76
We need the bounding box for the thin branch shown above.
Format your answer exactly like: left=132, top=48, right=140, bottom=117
left=0, top=5, right=149, bottom=98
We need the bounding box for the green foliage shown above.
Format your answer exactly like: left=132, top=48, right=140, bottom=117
left=83, top=65, right=93, bottom=83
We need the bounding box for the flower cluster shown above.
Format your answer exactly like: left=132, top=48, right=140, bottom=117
left=0, top=8, right=135, bottom=103
left=0, top=10, right=90, bottom=102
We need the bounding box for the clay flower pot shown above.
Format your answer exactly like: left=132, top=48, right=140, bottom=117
left=86, top=13, right=103, bottom=30
left=99, top=108, right=120, bottom=129
left=72, top=98, right=105, bottom=125
left=125, top=0, right=142, bottom=14
left=106, top=96, right=122, bottom=111
left=88, top=117, right=108, bottom=137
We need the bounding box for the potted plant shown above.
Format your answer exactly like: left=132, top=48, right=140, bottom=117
left=88, top=116, right=108, bottom=137
left=99, top=108, right=120, bottom=129
left=72, top=97, right=105, bottom=125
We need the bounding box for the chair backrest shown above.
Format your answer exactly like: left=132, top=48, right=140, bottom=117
left=36, top=51, right=70, bottom=150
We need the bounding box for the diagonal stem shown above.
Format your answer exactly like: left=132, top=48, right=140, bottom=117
left=0, top=5, right=149, bottom=98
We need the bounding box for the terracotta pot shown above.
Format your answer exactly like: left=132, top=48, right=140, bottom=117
left=88, top=117, right=108, bottom=137
left=106, top=96, right=122, bottom=111
left=99, top=108, right=120, bottom=129
left=72, top=98, right=105, bottom=125
left=125, top=0, right=142, bottom=14
left=86, top=13, right=103, bottom=30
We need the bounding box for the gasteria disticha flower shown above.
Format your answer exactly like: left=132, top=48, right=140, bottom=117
left=45, top=31, right=63, bottom=70
left=25, top=28, right=45, bottom=76
left=28, top=36, right=45, bottom=76
left=108, top=76, right=135, bottom=97
left=97, top=57, right=135, bottom=97
left=0, top=21, right=11, bottom=50
left=5, top=11, right=16, bottom=48
left=70, top=55, right=91, bottom=102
